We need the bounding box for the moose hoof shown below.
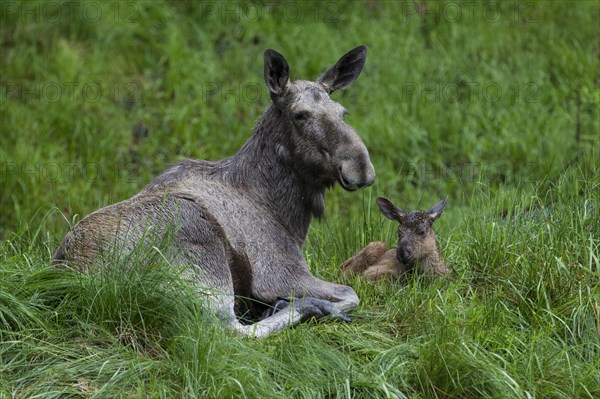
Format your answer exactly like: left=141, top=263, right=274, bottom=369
left=265, top=297, right=352, bottom=322
left=295, top=297, right=352, bottom=322
left=260, top=298, right=292, bottom=319
left=273, top=298, right=293, bottom=314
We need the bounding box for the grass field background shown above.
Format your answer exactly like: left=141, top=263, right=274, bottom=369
left=1, top=1, right=599, bottom=397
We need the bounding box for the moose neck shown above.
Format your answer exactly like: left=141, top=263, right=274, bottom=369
left=222, top=105, right=328, bottom=243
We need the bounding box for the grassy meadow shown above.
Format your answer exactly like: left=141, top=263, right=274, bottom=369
left=1, top=0, right=599, bottom=397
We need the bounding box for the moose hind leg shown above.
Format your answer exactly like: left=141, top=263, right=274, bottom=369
left=168, top=197, right=246, bottom=331
left=341, top=241, right=389, bottom=277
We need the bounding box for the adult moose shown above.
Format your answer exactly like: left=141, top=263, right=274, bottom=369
left=53, top=46, right=374, bottom=337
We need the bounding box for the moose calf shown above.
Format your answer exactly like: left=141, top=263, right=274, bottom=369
left=341, top=197, right=448, bottom=281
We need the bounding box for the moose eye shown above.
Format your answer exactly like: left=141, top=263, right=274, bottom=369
left=293, top=111, right=309, bottom=122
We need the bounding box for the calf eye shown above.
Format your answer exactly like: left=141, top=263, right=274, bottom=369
left=293, top=111, right=308, bottom=121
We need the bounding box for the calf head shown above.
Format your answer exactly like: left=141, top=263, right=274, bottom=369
left=376, top=197, right=447, bottom=273
left=263, top=46, right=375, bottom=191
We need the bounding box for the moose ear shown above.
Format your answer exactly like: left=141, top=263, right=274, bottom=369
left=428, top=197, right=447, bottom=221
left=376, top=197, right=406, bottom=222
left=318, top=45, right=367, bottom=94
left=264, top=49, right=290, bottom=105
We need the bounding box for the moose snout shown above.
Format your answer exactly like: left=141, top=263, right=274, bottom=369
left=396, top=245, right=414, bottom=265
left=337, top=157, right=375, bottom=191
left=333, top=125, right=375, bottom=191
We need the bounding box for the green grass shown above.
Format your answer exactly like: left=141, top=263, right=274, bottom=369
left=1, top=0, right=599, bottom=397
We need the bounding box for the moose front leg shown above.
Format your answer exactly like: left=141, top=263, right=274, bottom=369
left=305, top=279, right=360, bottom=313
left=261, top=277, right=359, bottom=322
left=269, top=296, right=352, bottom=322
left=283, top=276, right=360, bottom=315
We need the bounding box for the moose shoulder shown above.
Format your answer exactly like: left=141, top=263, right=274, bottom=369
left=53, top=46, right=375, bottom=338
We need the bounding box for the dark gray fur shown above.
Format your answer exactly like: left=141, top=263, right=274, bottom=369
left=52, top=46, right=374, bottom=337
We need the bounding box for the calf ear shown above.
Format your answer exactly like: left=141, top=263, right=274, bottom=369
left=318, top=45, right=367, bottom=94
left=376, top=197, right=406, bottom=222
left=428, top=198, right=447, bottom=221
left=264, top=49, right=290, bottom=106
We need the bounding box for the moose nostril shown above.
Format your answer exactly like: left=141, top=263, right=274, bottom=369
left=338, top=163, right=373, bottom=191
left=338, top=166, right=352, bottom=188
left=340, top=175, right=351, bottom=188
left=397, top=247, right=412, bottom=263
